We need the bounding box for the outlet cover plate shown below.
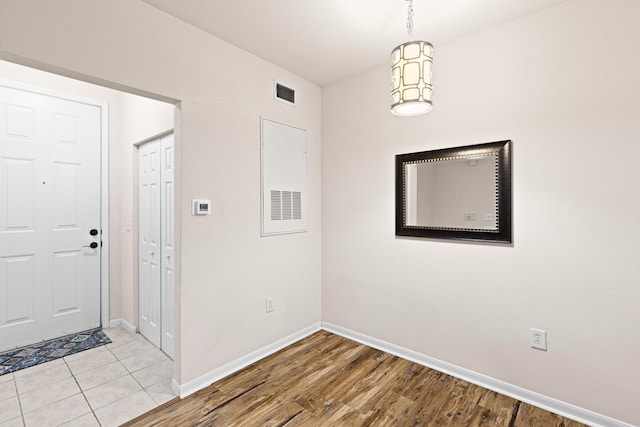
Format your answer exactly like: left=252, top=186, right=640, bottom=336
left=266, top=297, right=274, bottom=313
left=530, top=328, right=547, bottom=351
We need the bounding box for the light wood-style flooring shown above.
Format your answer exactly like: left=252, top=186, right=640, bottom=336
left=123, top=331, right=587, bottom=426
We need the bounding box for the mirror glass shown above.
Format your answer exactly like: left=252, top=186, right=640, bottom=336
left=404, top=154, right=498, bottom=230
left=396, top=140, right=512, bottom=243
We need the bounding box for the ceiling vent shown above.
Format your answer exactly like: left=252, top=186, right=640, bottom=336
left=274, top=81, right=296, bottom=106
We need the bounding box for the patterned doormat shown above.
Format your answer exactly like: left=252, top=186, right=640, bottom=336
left=0, top=328, right=111, bottom=376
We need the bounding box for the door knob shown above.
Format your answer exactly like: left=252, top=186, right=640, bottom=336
left=90, top=229, right=99, bottom=236
left=83, top=242, right=99, bottom=249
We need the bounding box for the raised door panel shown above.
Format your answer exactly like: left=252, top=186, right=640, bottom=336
left=0, top=255, right=34, bottom=327
left=1, top=158, right=35, bottom=232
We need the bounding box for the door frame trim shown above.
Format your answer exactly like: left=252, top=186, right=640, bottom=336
left=0, top=79, right=110, bottom=328
left=99, top=102, right=110, bottom=328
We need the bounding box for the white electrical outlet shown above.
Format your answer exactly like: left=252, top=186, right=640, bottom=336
left=530, top=328, right=547, bottom=351
left=266, top=297, right=274, bottom=313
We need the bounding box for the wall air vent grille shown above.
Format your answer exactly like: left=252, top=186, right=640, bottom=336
left=270, top=190, right=302, bottom=221
left=275, top=82, right=296, bottom=105
left=282, top=191, right=292, bottom=220
left=270, top=190, right=282, bottom=220
left=292, top=192, right=302, bottom=220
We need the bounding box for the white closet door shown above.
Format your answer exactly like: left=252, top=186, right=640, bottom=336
left=0, top=84, right=102, bottom=352
left=138, top=133, right=173, bottom=357
left=138, top=139, right=161, bottom=348
left=160, top=134, right=174, bottom=358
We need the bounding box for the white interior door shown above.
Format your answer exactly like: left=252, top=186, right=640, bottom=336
left=160, top=134, right=174, bottom=359
left=139, top=133, right=173, bottom=358
left=139, top=139, right=161, bottom=349
left=0, top=83, right=102, bottom=352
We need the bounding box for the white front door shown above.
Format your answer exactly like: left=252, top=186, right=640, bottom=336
left=139, top=133, right=174, bottom=358
left=0, top=84, right=102, bottom=352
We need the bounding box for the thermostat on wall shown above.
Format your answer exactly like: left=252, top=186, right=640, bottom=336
left=192, top=199, right=211, bottom=215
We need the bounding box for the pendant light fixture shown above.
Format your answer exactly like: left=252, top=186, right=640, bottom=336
left=391, top=0, right=434, bottom=116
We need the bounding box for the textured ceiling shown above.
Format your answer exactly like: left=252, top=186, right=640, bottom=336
left=142, top=0, right=567, bottom=86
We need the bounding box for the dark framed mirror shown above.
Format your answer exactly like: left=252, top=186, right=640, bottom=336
left=396, top=140, right=512, bottom=243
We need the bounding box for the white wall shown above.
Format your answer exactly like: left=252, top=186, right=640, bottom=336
left=0, top=0, right=322, bottom=386
left=0, top=59, right=172, bottom=326
left=322, top=0, right=639, bottom=425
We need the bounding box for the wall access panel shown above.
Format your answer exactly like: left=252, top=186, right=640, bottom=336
left=261, top=118, right=307, bottom=236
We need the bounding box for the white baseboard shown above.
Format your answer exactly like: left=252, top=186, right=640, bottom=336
left=175, top=322, right=322, bottom=398
left=321, top=322, right=632, bottom=427
left=171, top=377, right=181, bottom=398
left=107, top=318, right=137, bottom=334
left=120, top=318, right=137, bottom=334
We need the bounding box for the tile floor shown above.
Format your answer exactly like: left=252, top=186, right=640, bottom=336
left=0, top=327, right=176, bottom=427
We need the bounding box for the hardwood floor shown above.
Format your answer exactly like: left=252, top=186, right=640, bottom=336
left=123, top=331, right=587, bottom=426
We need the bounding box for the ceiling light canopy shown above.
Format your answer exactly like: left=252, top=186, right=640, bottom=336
left=391, top=0, right=434, bottom=116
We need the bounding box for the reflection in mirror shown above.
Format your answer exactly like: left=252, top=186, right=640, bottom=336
left=396, top=140, right=512, bottom=243
left=404, top=155, right=497, bottom=230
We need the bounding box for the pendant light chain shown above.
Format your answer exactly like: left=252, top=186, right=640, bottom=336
left=406, top=0, right=415, bottom=40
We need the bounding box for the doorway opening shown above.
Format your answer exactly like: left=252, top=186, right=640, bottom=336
left=0, top=59, right=178, bottom=358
